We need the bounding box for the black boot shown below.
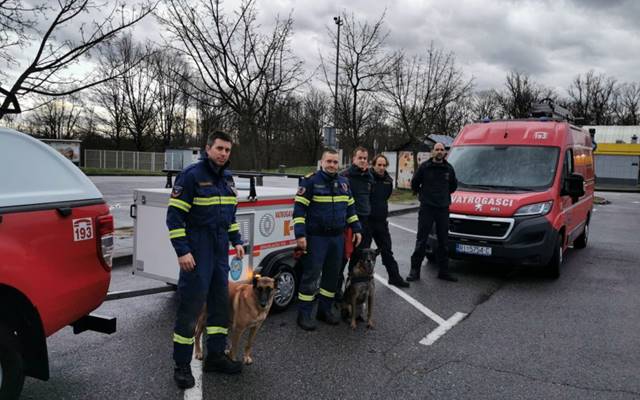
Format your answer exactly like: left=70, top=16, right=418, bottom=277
left=388, top=275, right=410, bottom=288
left=406, top=267, right=420, bottom=282
left=317, top=307, right=340, bottom=325
left=297, top=312, right=317, bottom=331
left=203, top=352, right=242, bottom=374
left=174, top=364, right=195, bottom=389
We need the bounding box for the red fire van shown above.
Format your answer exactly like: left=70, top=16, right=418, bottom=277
left=431, top=102, right=594, bottom=278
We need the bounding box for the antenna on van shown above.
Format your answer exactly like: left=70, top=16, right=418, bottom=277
left=530, top=98, right=574, bottom=122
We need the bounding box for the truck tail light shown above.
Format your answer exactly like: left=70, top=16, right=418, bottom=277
left=96, top=214, right=115, bottom=271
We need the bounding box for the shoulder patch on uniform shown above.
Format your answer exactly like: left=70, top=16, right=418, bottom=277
left=341, top=183, right=349, bottom=192
left=297, top=186, right=306, bottom=195
left=171, top=185, right=183, bottom=198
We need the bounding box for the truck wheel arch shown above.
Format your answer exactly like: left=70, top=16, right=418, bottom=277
left=0, top=285, right=49, bottom=381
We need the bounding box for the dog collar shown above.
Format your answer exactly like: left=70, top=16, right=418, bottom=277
left=348, top=275, right=373, bottom=284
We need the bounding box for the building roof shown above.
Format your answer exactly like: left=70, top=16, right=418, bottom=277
left=583, top=126, right=640, bottom=144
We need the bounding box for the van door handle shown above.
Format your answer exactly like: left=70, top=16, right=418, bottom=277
left=57, top=207, right=72, bottom=217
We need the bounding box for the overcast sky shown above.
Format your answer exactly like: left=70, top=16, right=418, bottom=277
left=137, top=0, right=639, bottom=95
left=5, top=0, right=640, bottom=100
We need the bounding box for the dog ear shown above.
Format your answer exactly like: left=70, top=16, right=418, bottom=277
left=252, top=274, right=258, bottom=288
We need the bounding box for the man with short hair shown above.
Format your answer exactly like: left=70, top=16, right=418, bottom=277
left=370, top=153, right=410, bottom=287
left=337, top=146, right=374, bottom=296
left=166, top=131, right=245, bottom=389
left=293, top=148, right=362, bottom=331
left=408, top=142, right=458, bottom=282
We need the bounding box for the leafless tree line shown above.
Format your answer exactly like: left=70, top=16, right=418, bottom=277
left=2, top=2, right=640, bottom=169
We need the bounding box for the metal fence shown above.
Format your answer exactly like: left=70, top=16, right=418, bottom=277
left=84, top=149, right=165, bottom=171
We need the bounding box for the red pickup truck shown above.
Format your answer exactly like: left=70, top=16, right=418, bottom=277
left=0, top=128, right=116, bottom=399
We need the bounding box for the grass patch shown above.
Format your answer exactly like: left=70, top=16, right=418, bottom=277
left=81, top=167, right=165, bottom=176
left=389, top=189, right=418, bottom=204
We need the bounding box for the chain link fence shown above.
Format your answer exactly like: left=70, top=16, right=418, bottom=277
left=84, top=149, right=165, bottom=171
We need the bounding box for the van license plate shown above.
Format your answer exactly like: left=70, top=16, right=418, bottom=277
left=456, top=244, right=492, bottom=256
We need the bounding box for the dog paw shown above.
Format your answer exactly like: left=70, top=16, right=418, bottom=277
left=243, top=355, right=253, bottom=365
left=224, top=349, right=231, bottom=355
left=366, top=321, right=375, bottom=330
left=350, top=321, right=357, bottom=330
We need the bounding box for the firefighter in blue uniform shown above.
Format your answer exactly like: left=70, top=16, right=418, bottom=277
left=166, top=131, right=245, bottom=389
left=292, top=148, right=362, bottom=331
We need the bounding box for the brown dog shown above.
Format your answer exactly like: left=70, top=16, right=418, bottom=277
left=194, top=275, right=276, bottom=365
left=341, top=248, right=379, bottom=330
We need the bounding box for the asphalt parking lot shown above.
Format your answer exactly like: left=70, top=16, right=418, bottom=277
left=18, top=190, right=640, bottom=400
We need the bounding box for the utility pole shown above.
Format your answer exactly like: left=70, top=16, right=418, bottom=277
left=333, top=15, right=343, bottom=132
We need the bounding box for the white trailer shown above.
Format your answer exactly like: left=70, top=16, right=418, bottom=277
left=131, top=184, right=301, bottom=311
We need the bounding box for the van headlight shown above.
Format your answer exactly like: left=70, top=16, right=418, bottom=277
left=514, top=201, right=553, bottom=216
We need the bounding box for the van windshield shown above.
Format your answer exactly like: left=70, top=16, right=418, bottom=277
left=447, top=145, right=560, bottom=191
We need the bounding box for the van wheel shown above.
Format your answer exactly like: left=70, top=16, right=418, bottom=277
left=573, top=222, right=589, bottom=249
left=545, top=235, right=563, bottom=279
left=270, top=264, right=297, bottom=313
left=0, top=324, right=25, bottom=400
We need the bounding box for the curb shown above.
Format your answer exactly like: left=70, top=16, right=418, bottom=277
left=388, top=205, right=420, bottom=217
left=595, top=187, right=640, bottom=193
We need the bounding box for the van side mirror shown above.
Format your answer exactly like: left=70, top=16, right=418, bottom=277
left=562, top=173, right=585, bottom=200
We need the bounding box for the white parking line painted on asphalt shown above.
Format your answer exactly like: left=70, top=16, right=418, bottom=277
left=184, top=354, right=203, bottom=400
left=383, top=221, right=468, bottom=346
left=389, top=221, right=417, bottom=234
left=374, top=275, right=446, bottom=325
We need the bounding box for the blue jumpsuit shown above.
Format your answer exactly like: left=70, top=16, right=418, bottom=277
left=292, top=170, right=362, bottom=317
left=166, top=159, right=242, bottom=366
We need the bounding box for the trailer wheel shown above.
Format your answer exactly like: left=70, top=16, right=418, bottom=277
left=270, top=264, right=297, bottom=313
left=545, top=235, right=563, bottom=279
left=0, top=323, right=24, bottom=400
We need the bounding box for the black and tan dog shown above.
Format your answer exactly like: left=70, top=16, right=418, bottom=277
left=341, top=248, right=379, bottom=330
left=194, top=275, right=276, bottom=365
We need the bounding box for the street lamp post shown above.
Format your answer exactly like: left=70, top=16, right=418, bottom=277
left=333, top=16, right=343, bottom=132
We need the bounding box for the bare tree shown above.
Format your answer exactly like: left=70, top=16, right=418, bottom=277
left=152, top=48, right=192, bottom=148
left=296, top=89, right=330, bottom=165
left=24, top=95, right=84, bottom=139
left=159, top=0, right=304, bottom=169
left=613, top=82, right=640, bottom=125
left=470, top=90, right=501, bottom=121
left=0, top=1, right=44, bottom=66
left=92, top=40, right=130, bottom=149
left=321, top=11, right=394, bottom=150
left=495, top=71, right=555, bottom=118
left=0, top=0, right=155, bottom=120
left=566, top=70, right=617, bottom=124
left=120, top=37, right=158, bottom=151
left=382, top=43, right=473, bottom=144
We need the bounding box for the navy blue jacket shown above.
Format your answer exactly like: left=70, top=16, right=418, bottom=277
left=292, top=169, right=362, bottom=238
left=340, top=164, right=373, bottom=217
left=370, top=168, right=393, bottom=220
left=411, top=159, right=458, bottom=208
left=166, top=159, right=242, bottom=257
